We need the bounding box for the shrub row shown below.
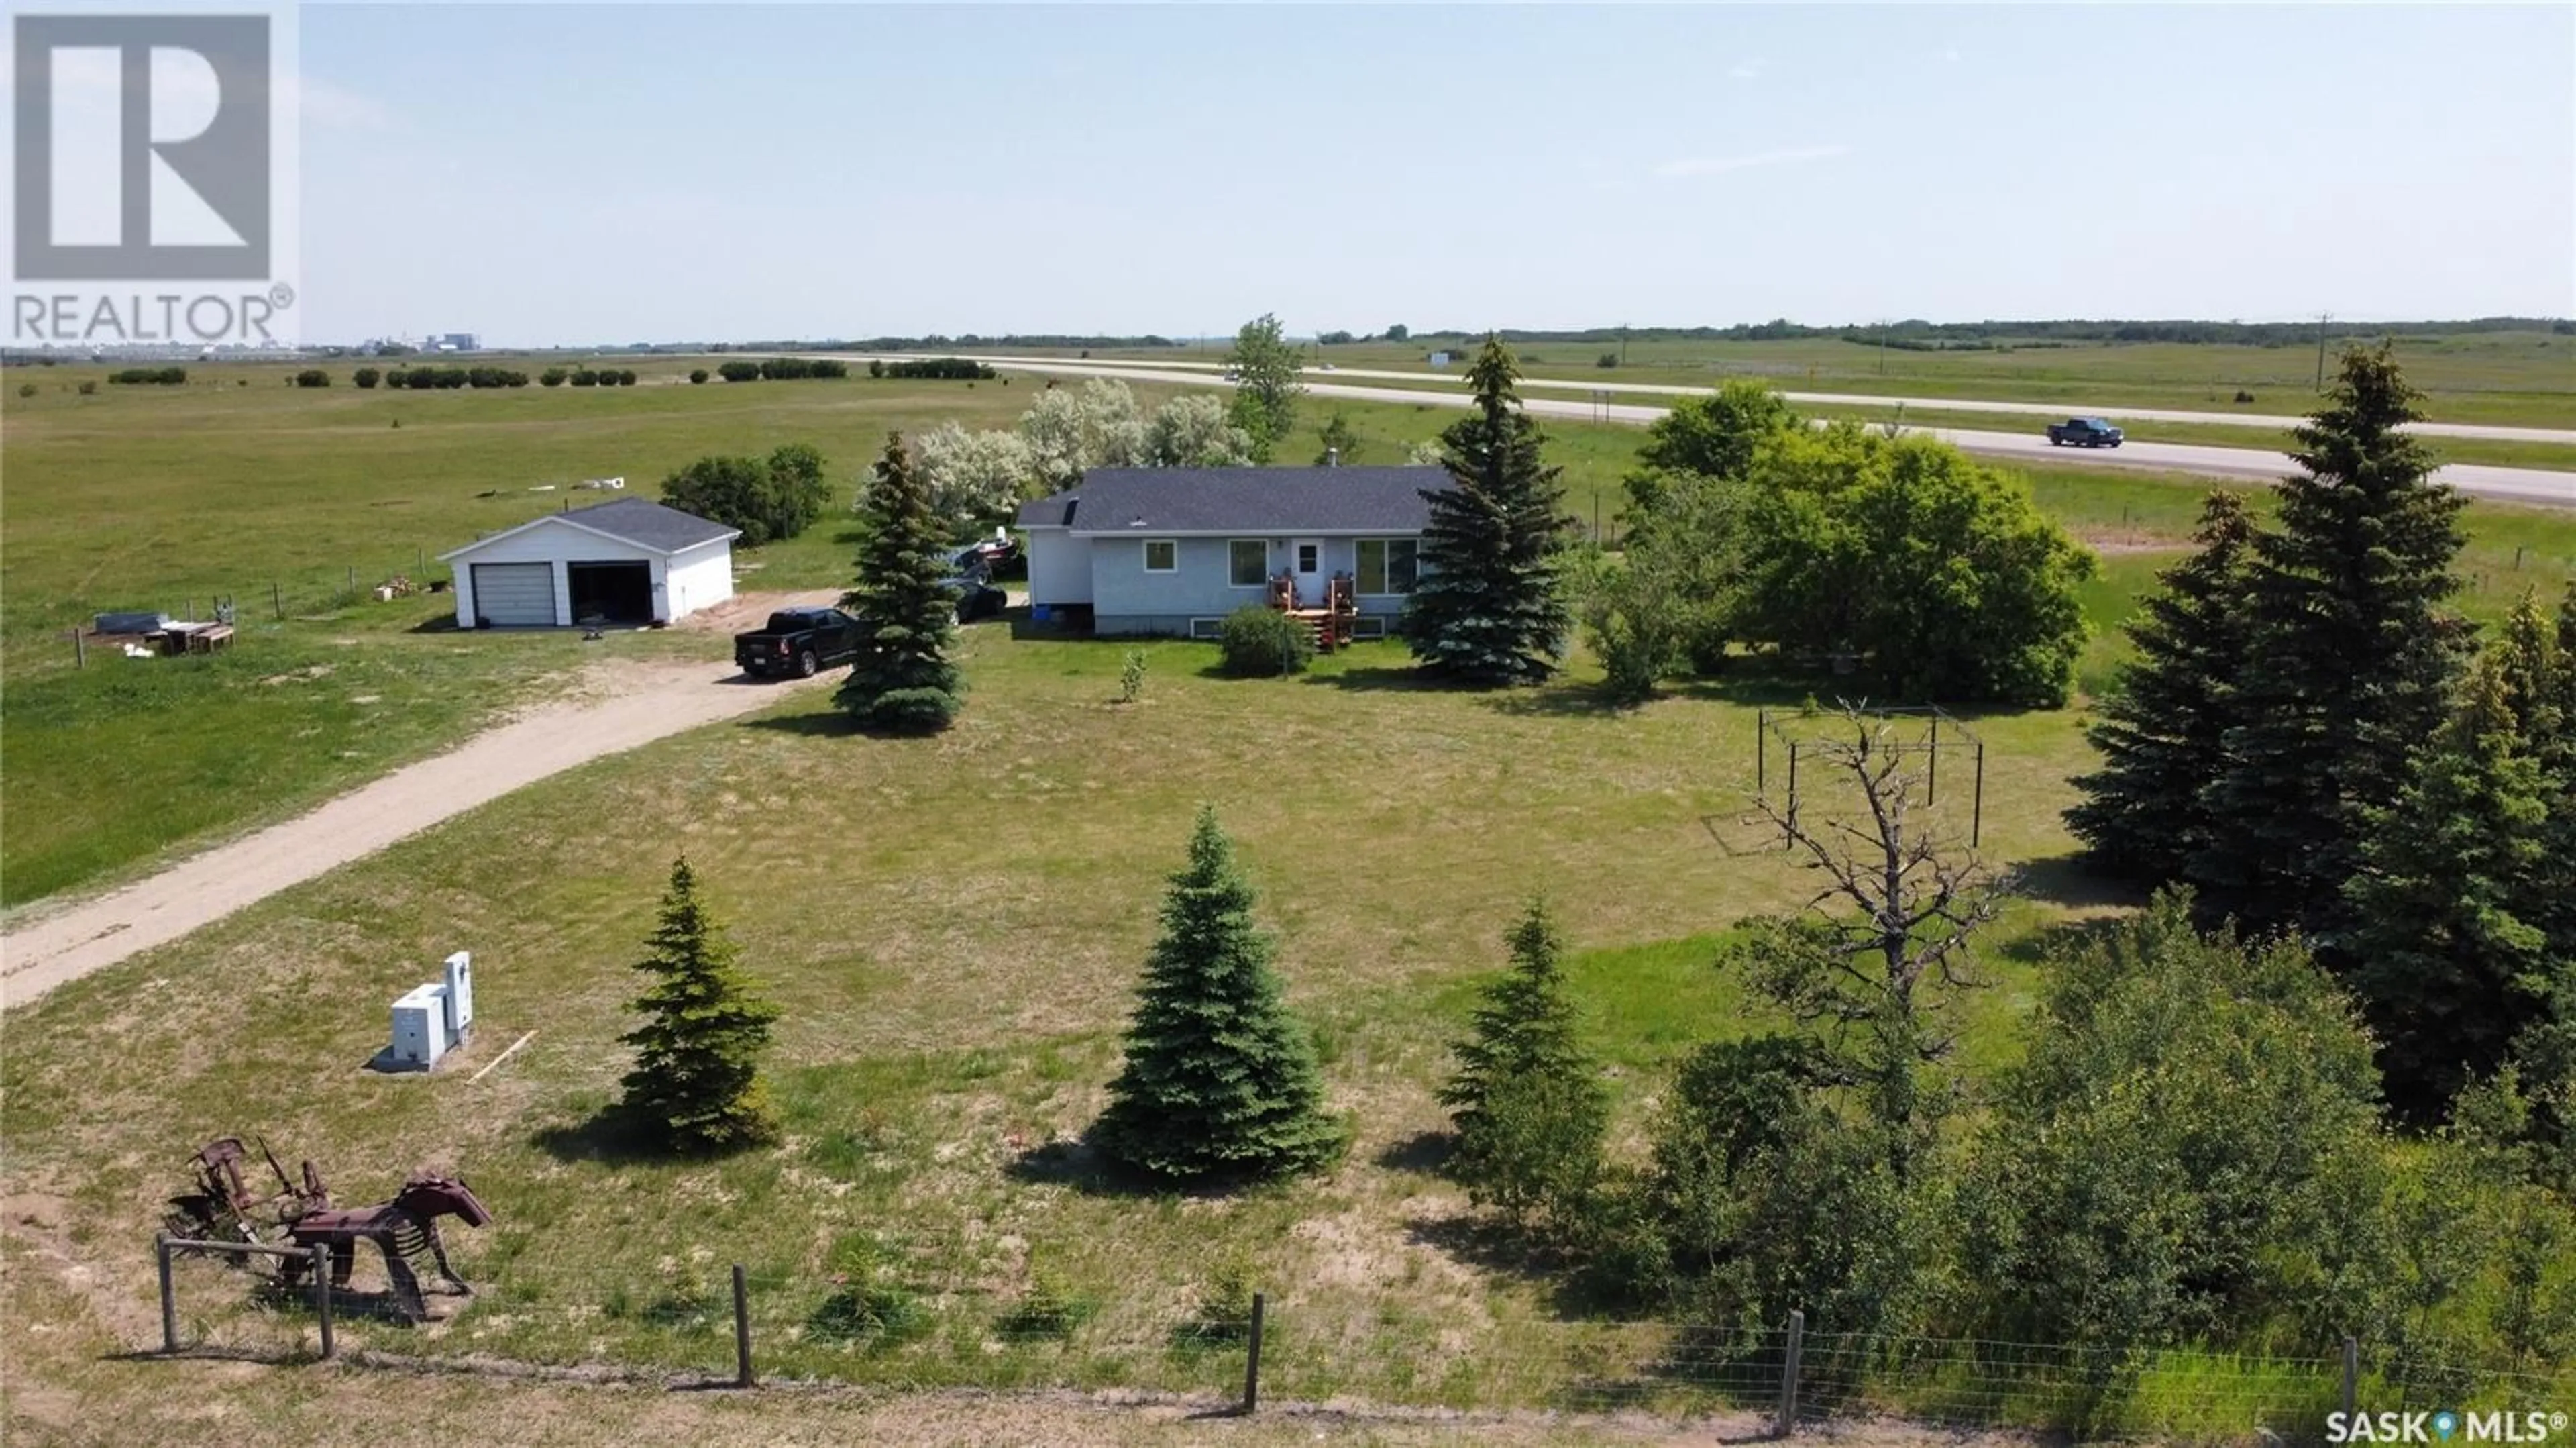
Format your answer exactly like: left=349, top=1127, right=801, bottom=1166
left=868, top=357, right=994, bottom=380
left=716, top=358, right=849, bottom=382
left=379, top=366, right=535, bottom=390
left=109, top=367, right=187, bottom=385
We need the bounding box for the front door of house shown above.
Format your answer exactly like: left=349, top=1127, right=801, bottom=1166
left=1291, top=539, right=1324, bottom=607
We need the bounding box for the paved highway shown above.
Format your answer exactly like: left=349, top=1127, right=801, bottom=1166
left=840, top=354, right=2576, bottom=509
left=865, top=352, right=2574, bottom=446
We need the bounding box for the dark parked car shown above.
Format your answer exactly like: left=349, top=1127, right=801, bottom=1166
left=734, top=607, right=861, bottom=678
left=944, top=573, right=1007, bottom=623
left=2046, top=417, right=2125, bottom=448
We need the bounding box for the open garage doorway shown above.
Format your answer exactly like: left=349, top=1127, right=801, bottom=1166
left=568, top=561, right=655, bottom=626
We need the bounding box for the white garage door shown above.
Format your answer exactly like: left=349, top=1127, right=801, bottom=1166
left=472, top=563, right=556, bottom=627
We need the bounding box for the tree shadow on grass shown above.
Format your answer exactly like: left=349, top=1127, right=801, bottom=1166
left=530, top=1103, right=764, bottom=1169
left=2010, top=853, right=2151, bottom=913
left=1994, top=907, right=2137, bottom=968
left=1399, top=1211, right=1616, bottom=1317
left=739, top=709, right=856, bottom=739
left=1374, top=1130, right=1453, bottom=1176
left=1003, top=1134, right=1285, bottom=1202
left=1479, top=684, right=1636, bottom=719
left=1299, top=664, right=1442, bottom=694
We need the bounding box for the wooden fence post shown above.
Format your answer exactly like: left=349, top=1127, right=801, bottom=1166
left=1971, top=742, right=1986, bottom=849
left=1776, top=1308, right=1805, bottom=1437
left=732, top=1263, right=755, bottom=1388
left=1241, top=1292, right=1267, bottom=1414
left=311, top=1243, right=334, bottom=1359
left=72, top=629, right=85, bottom=670
left=272, top=580, right=282, bottom=619
left=156, top=1234, right=178, bottom=1353
left=2341, top=1335, right=2359, bottom=1425
left=1925, top=715, right=1940, bottom=807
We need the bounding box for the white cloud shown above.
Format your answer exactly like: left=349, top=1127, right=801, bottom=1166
left=1654, top=145, right=1851, bottom=179
left=1728, top=58, right=1764, bottom=80
left=1939, top=46, right=1963, bottom=63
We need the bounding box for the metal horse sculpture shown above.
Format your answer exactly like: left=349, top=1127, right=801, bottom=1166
left=277, top=1173, right=492, bottom=1323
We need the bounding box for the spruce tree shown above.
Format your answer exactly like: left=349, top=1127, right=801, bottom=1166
left=1093, top=808, right=1345, bottom=1184
left=1438, top=898, right=1609, bottom=1230
left=2345, top=656, right=2553, bottom=1121
left=2065, top=491, right=2260, bottom=884
left=1402, top=337, right=1574, bottom=686
left=2189, top=344, right=2468, bottom=941
left=839, top=432, right=965, bottom=733
left=620, top=857, right=782, bottom=1153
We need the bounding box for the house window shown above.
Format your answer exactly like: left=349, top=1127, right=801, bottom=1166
left=1142, top=538, right=1178, bottom=573
left=1190, top=617, right=1225, bottom=640
left=1228, top=539, right=1267, bottom=587
left=1356, top=539, right=1419, bottom=595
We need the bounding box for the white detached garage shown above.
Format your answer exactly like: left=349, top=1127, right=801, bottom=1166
left=441, top=497, right=740, bottom=629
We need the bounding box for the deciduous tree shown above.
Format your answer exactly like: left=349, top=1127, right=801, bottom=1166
left=1224, top=313, right=1304, bottom=462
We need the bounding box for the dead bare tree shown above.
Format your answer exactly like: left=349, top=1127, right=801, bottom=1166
left=1734, top=706, right=2009, bottom=1180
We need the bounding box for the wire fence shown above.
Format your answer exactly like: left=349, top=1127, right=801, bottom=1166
left=145, top=1242, right=2576, bottom=1440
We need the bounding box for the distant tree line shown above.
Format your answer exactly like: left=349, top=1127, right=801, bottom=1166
left=109, top=366, right=188, bottom=385
left=868, top=358, right=992, bottom=380
left=1401, top=317, right=2569, bottom=347
left=716, top=358, right=850, bottom=382
left=738, top=333, right=1180, bottom=352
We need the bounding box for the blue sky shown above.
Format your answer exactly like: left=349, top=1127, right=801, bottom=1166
left=298, top=4, right=2575, bottom=346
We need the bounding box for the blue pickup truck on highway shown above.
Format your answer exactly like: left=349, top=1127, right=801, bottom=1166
left=2046, top=417, right=2125, bottom=448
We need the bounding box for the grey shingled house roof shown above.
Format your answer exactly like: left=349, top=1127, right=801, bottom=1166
left=554, top=497, right=738, bottom=552
left=1016, top=466, right=1452, bottom=535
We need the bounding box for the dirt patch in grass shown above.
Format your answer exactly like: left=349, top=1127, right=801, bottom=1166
left=673, top=589, right=847, bottom=635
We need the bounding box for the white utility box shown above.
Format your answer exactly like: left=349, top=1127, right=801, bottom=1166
left=390, top=983, right=451, bottom=1069
left=442, top=951, right=474, bottom=1043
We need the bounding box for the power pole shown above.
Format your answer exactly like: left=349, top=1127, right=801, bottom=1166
left=2314, top=313, right=2330, bottom=389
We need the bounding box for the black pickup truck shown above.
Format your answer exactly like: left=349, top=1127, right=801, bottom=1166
left=734, top=607, right=862, bottom=678
left=2045, top=417, right=2125, bottom=448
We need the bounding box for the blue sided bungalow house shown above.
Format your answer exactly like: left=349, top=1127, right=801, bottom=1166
left=1017, top=465, right=1450, bottom=640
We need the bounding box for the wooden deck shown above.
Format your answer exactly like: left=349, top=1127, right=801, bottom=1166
left=1269, top=574, right=1361, bottom=651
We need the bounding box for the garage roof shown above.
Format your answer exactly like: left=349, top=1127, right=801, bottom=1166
left=441, top=497, right=741, bottom=561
